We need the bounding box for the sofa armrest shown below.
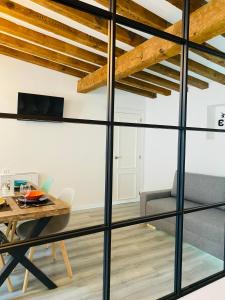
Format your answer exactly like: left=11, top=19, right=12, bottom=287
left=140, top=189, right=171, bottom=217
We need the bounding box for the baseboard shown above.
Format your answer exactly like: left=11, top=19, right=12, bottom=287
left=72, top=198, right=140, bottom=211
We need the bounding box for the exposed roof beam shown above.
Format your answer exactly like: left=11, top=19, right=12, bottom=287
left=167, top=0, right=207, bottom=12
left=0, top=44, right=156, bottom=99
left=95, top=0, right=170, bottom=29
left=77, top=0, right=225, bottom=93
left=0, top=0, right=122, bottom=56
left=0, top=18, right=179, bottom=92
left=0, top=17, right=106, bottom=66
left=191, top=43, right=225, bottom=68
left=0, top=19, right=207, bottom=92
left=115, top=82, right=156, bottom=98
left=0, top=44, right=87, bottom=78
left=167, top=0, right=225, bottom=38
left=0, top=1, right=207, bottom=91
left=168, top=55, right=225, bottom=85
left=31, top=0, right=211, bottom=89
left=132, top=71, right=179, bottom=91
left=0, top=32, right=98, bottom=73
left=0, top=32, right=164, bottom=95
left=32, top=0, right=146, bottom=47
left=148, top=64, right=208, bottom=89
left=96, top=0, right=225, bottom=71
left=119, top=77, right=171, bottom=96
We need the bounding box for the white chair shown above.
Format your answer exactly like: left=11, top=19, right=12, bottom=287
left=18, top=188, right=75, bottom=292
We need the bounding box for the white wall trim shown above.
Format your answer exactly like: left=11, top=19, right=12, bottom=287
left=74, top=198, right=140, bottom=212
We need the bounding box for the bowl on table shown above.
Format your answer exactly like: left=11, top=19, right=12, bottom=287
left=24, top=190, right=44, bottom=201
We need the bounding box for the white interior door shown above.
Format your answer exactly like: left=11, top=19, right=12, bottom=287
left=113, top=112, right=143, bottom=203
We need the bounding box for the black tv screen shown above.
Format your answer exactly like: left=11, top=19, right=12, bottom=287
left=18, top=92, right=64, bottom=120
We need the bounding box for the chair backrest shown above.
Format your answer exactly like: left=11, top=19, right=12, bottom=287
left=41, top=188, right=75, bottom=236
left=40, top=177, right=53, bottom=193
left=58, top=188, right=75, bottom=207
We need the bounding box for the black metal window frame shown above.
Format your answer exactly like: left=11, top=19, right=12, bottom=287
left=0, top=0, right=225, bottom=299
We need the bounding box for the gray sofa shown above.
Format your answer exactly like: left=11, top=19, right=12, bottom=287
left=140, top=172, right=225, bottom=260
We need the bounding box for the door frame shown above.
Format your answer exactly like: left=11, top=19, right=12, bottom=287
left=113, top=107, right=145, bottom=204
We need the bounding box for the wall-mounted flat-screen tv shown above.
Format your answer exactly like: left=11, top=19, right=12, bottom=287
left=17, top=92, right=64, bottom=121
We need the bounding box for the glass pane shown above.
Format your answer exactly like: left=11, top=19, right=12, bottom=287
left=187, top=48, right=225, bottom=129
left=116, top=0, right=183, bottom=37
left=0, top=232, right=104, bottom=299
left=184, top=130, right=225, bottom=209
left=112, top=128, right=178, bottom=222
left=114, top=28, right=182, bottom=126
left=111, top=219, right=176, bottom=300
left=0, top=6, right=109, bottom=121
left=182, top=207, right=224, bottom=287
left=0, top=120, right=106, bottom=247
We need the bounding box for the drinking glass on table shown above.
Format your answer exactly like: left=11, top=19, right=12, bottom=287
left=20, top=184, right=31, bottom=207
left=20, top=184, right=31, bottom=195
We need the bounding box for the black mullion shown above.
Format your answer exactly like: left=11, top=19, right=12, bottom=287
left=174, top=0, right=190, bottom=297
left=4, top=111, right=225, bottom=133
left=115, top=14, right=184, bottom=45
left=188, top=41, right=225, bottom=60
left=53, top=0, right=112, bottom=19
left=103, top=0, right=116, bottom=300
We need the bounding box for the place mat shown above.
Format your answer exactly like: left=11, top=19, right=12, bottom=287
left=14, top=197, right=54, bottom=209
left=0, top=202, right=12, bottom=212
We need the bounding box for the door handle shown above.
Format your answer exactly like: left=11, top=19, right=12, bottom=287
left=115, top=156, right=121, bottom=159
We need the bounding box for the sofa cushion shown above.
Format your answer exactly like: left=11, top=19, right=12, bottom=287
left=148, top=197, right=225, bottom=259
left=171, top=172, right=225, bottom=208
left=146, top=197, right=196, bottom=216
left=147, top=197, right=225, bottom=245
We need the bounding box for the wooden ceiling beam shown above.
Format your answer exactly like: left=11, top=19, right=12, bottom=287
left=95, top=0, right=170, bottom=29
left=168, top=55, right=225, bottom=85
left=149, top=64, right=208, bottom=89
left=0, top=44, right=88, bottom=78
left=167, top=0, right=207, bottom=12
left=0, top=0, right=124, bottom=57
left=192, top=44, right=225, bottom=68
left=96, top=0, right=225, bottom=72
left=0, top=17, right=107, bottom=66
left=77, top=0, right=225, bottom=93
left=0, top=32, right=164, bottom=95
left=31, top=0, right=146, bottom=48
left=0, top=1, right=207, bottom=91
left=133, top=71, right=179, bottom=92
left=167, top=0, right=225, bottom=38
left=0, top=45, right=156, bottom=99
left=32, top=0, right=216, bottom=85
left=115, top=82, right=156, bottom=99
left=0, top=32, right=98, bottom=73
left=119, top=77, right=171, bottom=96
left=0, top=18, right=180, bottom=92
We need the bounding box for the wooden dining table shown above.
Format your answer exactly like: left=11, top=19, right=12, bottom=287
left=0, top=186, right=70, bottom=290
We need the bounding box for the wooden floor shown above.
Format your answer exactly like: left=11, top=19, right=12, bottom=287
left=0, top=202, right=223, bottom=300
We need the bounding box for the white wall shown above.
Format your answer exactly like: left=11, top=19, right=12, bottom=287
left=143, top=82, right=225, bottom=192
left=0, top=55, right=145, bottom=210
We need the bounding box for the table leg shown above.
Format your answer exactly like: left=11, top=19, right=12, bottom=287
left=0, top=217, right=57, bottom=290
left=0, top=254, right=13, bottom=292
